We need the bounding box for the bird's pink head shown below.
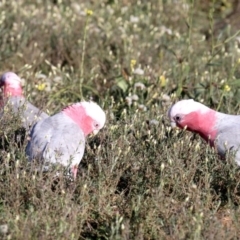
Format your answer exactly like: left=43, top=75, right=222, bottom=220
left=0, top=72, right=23, bottom=97
left=63, top=101, right=106, bottom=136
left=168, top=99, right=217, bottom=143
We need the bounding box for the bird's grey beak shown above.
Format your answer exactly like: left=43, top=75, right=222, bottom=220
left=93, top=129, right=99, bottom=135
left=170, top=121, right=177, bottom=128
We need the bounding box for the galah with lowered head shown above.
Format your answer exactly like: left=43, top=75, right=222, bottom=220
left=168, top=99, right=240, bottom=165
left=26, top=101, right=106, bottom=180
left=0, top=72, right=49, bottom=130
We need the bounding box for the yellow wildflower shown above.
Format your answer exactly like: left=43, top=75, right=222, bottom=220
left=159, top=75, right=166, bottom=87
left=85, top=9, right=93, bottom=16
left=223, top=84, right=231, bottom=92
left=130, top=59, right=136, bottom=71
left=36, top=83, right=46, bottom=91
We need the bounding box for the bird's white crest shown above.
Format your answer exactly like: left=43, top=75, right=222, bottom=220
left=80, top=101, right=106, bottom=127
left=169, top=99, right=210, bottom=118
left=0, top=72, right=22, bottom=88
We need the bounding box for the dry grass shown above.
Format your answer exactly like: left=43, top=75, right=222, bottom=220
left=1, top=0, right=240, bottom=239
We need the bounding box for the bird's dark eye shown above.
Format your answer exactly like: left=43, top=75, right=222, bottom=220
left=95, top=123, right=99, bottom=128
left=175, top=115, right=181, bottom=122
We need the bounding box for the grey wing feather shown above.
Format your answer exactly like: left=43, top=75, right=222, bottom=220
left=215, top=114, right=240, bottom=164
left=26, top=113, right=85, bottom=168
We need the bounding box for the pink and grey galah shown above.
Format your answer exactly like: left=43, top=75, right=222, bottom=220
left=168, top=99, right=240, bottom=165
left=0, top=72, right=49, bottom=130
left=26, top=101, right=106, bottom=179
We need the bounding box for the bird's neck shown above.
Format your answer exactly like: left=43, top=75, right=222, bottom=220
left=63, top=105, right=93, bottom=136
left=0, top=86, right=23, bottom=109
left=3, top=85, right=23, bottom=97
left=184, top=109, right=217, bottom=145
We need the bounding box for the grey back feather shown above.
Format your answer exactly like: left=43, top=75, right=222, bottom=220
left=2, top=96, right=49, bottom=130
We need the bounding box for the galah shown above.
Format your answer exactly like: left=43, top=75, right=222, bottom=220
left=168, top=99, right=240, bottom=165
left=26, top=101, right=106, bottom=179
left=0, top=72, right=49, bottom=130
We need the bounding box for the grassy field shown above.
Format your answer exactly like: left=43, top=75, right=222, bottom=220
left=1, top=0, right=240, bottom=239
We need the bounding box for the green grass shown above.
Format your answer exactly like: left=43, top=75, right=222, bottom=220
left=1, top=0, right=240, bottom=239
